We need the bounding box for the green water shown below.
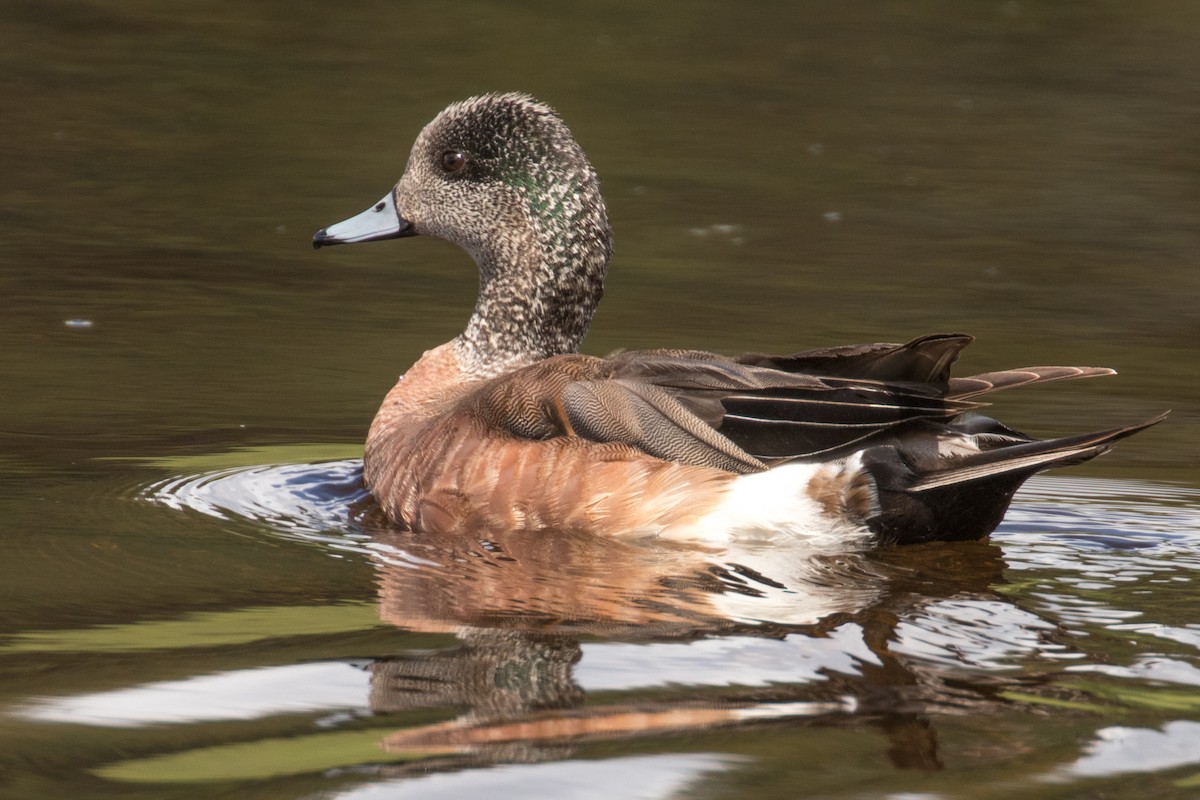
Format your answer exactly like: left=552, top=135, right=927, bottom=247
left=2, top=2, right=1199, bottom=798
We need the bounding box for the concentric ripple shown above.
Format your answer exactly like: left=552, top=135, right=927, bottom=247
left=143, top=458, right=375, bottom=555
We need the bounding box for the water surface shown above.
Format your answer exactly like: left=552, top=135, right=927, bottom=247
left=2, top=2, right=1199, bottom=798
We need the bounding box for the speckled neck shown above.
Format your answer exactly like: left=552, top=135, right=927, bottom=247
left=455, top=219, right=610, bottom=378
left=424, top=92, right=614, bottom=381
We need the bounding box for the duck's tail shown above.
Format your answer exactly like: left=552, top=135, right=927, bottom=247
left=859, top=413, right=1168, bottom=545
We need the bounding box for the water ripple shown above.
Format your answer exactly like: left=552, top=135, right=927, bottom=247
left=143, top=458, right=374, bottom=555
left=141, top=461, right=1200, bottom=670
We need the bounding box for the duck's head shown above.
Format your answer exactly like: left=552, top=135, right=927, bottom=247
left=315, top=93, right=613, bottom=370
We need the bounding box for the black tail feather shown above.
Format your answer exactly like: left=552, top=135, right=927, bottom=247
left=862, top=413, right=1168, bottom=545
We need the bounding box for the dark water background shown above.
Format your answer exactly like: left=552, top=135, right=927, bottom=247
left=2, top=2, right=1199, bottom=797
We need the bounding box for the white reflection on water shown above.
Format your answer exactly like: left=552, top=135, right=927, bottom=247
left=576, top=625, right=878, bottom=691
left=890, top=597, right=1077, bottom=670
left=998, top=476, right=1200, bottom=571
left=323, top=753, right=737, bottom=800
left=1141, top=624, right=1200, bottom=649
left=17, top=662, right=370, bottom=727
left=1045, top=720, right=1200, bottom=781
left=1022, top=592, right=1145, bottom=628
left=15, top=630, right=874, bottom=728
left=1066, top=655, right=1200, bottom=686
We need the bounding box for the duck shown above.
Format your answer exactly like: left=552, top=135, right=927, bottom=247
left=314, top=92, right=1162, bottom=546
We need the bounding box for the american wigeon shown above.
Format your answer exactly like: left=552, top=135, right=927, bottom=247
left=315, top=93, right=1162, bottom=545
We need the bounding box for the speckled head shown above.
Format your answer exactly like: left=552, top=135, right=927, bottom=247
left=317, top=93, right=614, bottom=376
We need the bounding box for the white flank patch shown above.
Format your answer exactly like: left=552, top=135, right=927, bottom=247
left=669, top=456, right=874, bottom=548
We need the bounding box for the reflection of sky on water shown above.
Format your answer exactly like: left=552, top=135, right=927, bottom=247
left=17, top=662, right=371, bottom=727
left=891, top=597, right=1077, bottom=670
left=327, top=754, right=738, bottom=800
left=1067, top=655, right=1200, bottom=686
left=1136, top=624, right=1200, bottom=649
left=1046, top=720, right=1200, bottom=781
left=574, top=626, right=877, bottom=691
left=999, top=477, right=1200, bottom=574
left=17, top=628, right=876, bottom=727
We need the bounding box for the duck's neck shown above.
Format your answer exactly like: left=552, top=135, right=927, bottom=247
left=454, top=198, right=612, bottom=379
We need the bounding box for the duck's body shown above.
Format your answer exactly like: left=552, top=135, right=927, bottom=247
left=316, top=93, right=1161, bottom=546
left=363, top=343, right=736, bottom=540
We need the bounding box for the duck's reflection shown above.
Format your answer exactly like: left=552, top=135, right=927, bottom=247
left=361, top=516, right=1009, bottom=773
left=371, top=524, right=896, bottom=635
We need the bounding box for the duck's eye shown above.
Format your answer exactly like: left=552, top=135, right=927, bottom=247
left=440, top=151, right=466, bottom=174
